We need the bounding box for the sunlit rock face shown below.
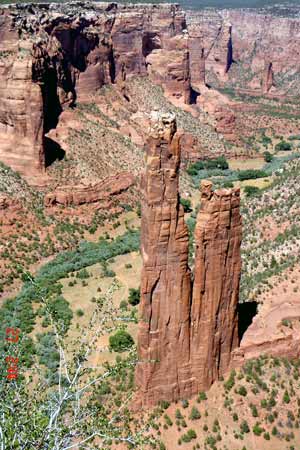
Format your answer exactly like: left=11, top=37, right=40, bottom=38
left=135, top=113, right=242, bottom=409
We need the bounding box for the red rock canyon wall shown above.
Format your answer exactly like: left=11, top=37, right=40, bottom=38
left=0, top=3, right=191, bottom=182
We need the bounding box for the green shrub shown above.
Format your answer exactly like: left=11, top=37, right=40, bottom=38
left=283, top=390, right=291, bottom=404
left=187, top=156, right=229, bottom=176
left=181, top=429, right=197, bottom=443
left=120, top=300, right=128, bottom=311
left=275, top=141, right=292, bottom=151
left=175, top=409, right=183, bottom=419
left=261, top=134, right=272, bottom=146
left=164, top=414, right=173, bottom=426
left=238, top=169, right=268, bottom=181
left=251, top=405, right=258, bottom=417
left=237, top=386, right=247, bottom=396
left=240, top=420, right=250, bottom=433
left=109, top=329, right=134, bottom=353
left=48, top=296, right=73, bottom=334
left=252, top=423, right=264, bottom=436
left=76, top=309, right=84, bottom=317
left=224, top=370, right=236, bottom=391
left=198, top=391, right=207, bottom=401
left=36, top=332, right=59, bottom=371
left=160, top=400, right=170, bottom=410
left=180, top=198, right=192, bottom=213
left=223, top=181, right=234, bottom=188
left=264, top=151, right=273, bottom=163
left=128, top=287, right=140, bottom=306
left=189, top=406, right=201, bottom=420
left=244, top=185, right=260, bottom=197
left=76, top=268, right=90, bottom=279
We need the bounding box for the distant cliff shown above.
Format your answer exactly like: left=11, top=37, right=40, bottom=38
left=186, top=8, right=300, bottom=96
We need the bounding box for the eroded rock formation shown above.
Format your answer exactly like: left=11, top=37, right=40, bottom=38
left=0, top=3, right=191, bottom=183
left=190, top=180, right=242, bottom=391
left=135, top=113, right=242, bottom=408
left=44, top=172, right=134, bottom=206
left=135, top=112, right=193, bottom=407
left=186, top=8, right=300, bottom=95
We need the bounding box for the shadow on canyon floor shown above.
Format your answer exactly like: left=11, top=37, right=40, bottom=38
left=238, top=301, right=258, bottom=342
left=45, top=137, right=66, bottom=167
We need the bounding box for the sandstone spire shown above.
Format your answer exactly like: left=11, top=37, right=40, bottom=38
left=135, top=116, right=242, bottom=409
left=134, top=112, right=193, bottom=408
left=190, top=180, right=242, bottom=390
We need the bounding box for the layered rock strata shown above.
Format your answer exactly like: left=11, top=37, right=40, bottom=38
left=0, top=2, right=191, bottom=182
left=44, top=172, right=134, bottom=206
left=186, top=8, right=300, bottom=95
left=190, top=180, right=242, bottom=390
left=135, top=114, right=242, bottom=408
left=135, top=112, right=193, bottom=407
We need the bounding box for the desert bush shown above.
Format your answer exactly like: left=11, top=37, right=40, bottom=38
left=264, top=151, right=273, bottom=162
left=128, top=287, right=140, bottom=306
left=189, top=406, right=201, bottom=420
left=275, top=141, right=292, bottom=151
left=181, top=429, right=197, bottom=443
left=109, top=329, right=134, bottom=353
left=47, top=296, right=73, bottom=334
left=238, top=169, right=268, bottom=181
left=180, top=198, right=192, bottom=212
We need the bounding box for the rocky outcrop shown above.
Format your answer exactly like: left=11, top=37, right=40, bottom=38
left=135, top=113, right=242, bottom=409
left=135, top=112, right=193, bottom=408
left=0, top=195, right=21, bottom=212
left=146, top=36, right=191, bottom=105
left=233, top=264, right=300, bottom=366
left=44, top=171, right=134, bottom=206
left=196, top=87, right=239, bottom=143
left=190, top=180, right=242, bottom=391
left=188, top=24, right=206, bottom=89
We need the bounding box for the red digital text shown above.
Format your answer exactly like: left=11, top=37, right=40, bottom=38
left=5, top=327, right=20, bottom=380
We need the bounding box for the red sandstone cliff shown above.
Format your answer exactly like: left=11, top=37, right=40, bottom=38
left=0, top=3, right=191, bottom=183
left=186, top=8, right=300, bottom=95
left=135, top=114, right=242, bottom=408
left=135, top=112, right=193, bottom=408
left=190, top=180, right=242, bottom=391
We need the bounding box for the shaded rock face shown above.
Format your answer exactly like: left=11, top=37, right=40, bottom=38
left=0, top=3, right=190, bottom=183
left=262, top=61, right=274, bottom=94
left=135, top=114, right=242, bottom=409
